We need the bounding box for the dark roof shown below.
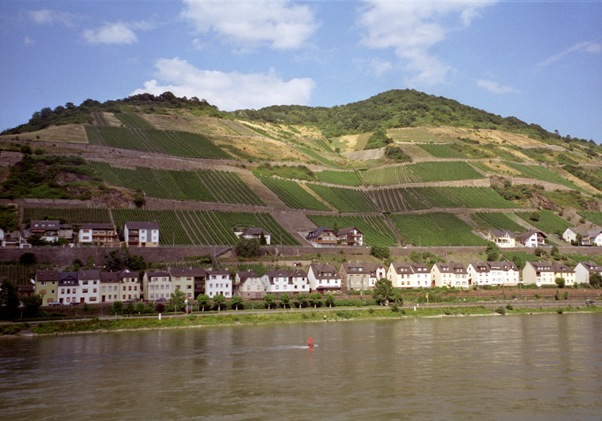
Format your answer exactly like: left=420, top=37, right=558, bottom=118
left=240, top=227, right=270, bottom=236
left=80, top=223, right=115, bottom=230
left=36, top=269, right=59, bottom=281
left=337, top=226, right=362, bottom=235
left=307, top=227, right=336, bottom=239
left=170, top=268, right=207, bottom=277
left=125, top=221, right=159, bottom=230
left=77, top=269, right=101, bottom=280
left=31, top=220, right=60, bottom=230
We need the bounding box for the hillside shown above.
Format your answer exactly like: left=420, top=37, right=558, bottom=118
left=1, top=90, right=601, bottom=253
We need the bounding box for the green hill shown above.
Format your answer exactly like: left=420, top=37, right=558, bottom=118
left=1, top=90, right=601, bottom=250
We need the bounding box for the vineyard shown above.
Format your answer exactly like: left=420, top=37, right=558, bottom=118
left=111, top=209, right=299, bottom=246
left=258, top=177, right=331, bottom=211
left=516, top=210, right=572, bottom=235
left=91, top=162, right=264, bottom=205
left=115, top=113, right=154, bottom=129
left=361, top=161, right=484, bottom=186
left=369, top=186, right=516, bottom=212
left=308, top=184, right=377, bottom=213
left=470, top=212, right=525, bottom=232
left=307, top=214, right=398, bottom=247
left=390, top=213, right=488, bottom=246
left=23, top=207, right=112, bottom=224
left=505, top=162, right=581, bottom=190
left=85, top=126, right=232, bottom=159
left=578, top=211, right=602, bottom=226
left=417, top=143, right=466, bottom=159
left=315, top=170, right=362, bottom=187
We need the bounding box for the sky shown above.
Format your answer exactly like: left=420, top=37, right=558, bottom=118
left=1, top=0, right=601, bottom=142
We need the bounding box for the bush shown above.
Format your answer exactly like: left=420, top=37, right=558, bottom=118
left=495, top=307, right=506, bottom=315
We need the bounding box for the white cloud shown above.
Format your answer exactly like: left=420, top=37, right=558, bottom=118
left=28, top=9, right=74, bottom=27
left=83, top=22, right=138, bottom=45
left=131, top=58, right=315, bottom=110
left=358, top=0, right=496, bottom=85
left=181, top=0, right=319, bottom=50
left=477, top=79, right=519, bottom=94
left=23, top=36, right=34, bottom=46
left=355, top=58, right=394, bottom=78
left=538, top=41, right=602, bottom=67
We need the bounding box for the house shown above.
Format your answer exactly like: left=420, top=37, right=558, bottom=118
left=562, top=226, right=602, bottom=246
left=522, top=262, right=576, bottom=287
left=517, top=230, right=547, bottom=248
left=77, top=269, right=101, bottom=304
left=35, top=269, right=60, bottom=306
left=307, top=263, right=341, bottom=292
left=431, top=263, right=469, bottom=288
left=57, top=272, right=79, bottom=304
left=30, top=220, right=61, bottom=243
left=341, top=262, right=386, bottom=291
left=485, top=230, right=516, bottom=248
left=574, top=262, right=602, bottom=285
left=236, top=270, right=267, bottom=299
left=78, top=223, right=119, bottom=246
left=467, top=261, right=520, bottom=286
left=124, top=221, right=160, bottom=247
left=205, top=270, right=232, bottom=298
left=143, top=271, right=171, bottom=301
left=262, top=269, right=309, bottom=295
left=234, top=227, right=271, bottom=245
left=337, top=227, right=364, bottom=247
left=1, top=230, right=30, bottom=248
left=387, top=262, right=431, bottom=289
left=169, top=268, right=197, bottom=300
left=306, top=227, right=338, bottom=247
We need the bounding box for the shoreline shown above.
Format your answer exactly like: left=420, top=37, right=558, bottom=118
left=3, top=304, right=601, bottom=338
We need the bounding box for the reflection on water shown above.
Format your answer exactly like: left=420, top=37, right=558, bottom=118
left=1, top=314, right=601, bottom=420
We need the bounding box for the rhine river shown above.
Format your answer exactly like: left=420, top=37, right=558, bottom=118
left=1, top=313, right=601, bottom=420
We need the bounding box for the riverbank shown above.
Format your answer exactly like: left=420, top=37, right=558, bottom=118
left=2, top=303, right=601, bottom=337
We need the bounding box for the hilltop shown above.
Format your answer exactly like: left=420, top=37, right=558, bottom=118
left=1, top=89, right=601, bottom=268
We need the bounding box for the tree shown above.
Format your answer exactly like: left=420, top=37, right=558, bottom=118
left=555, top=277, right=566, bottom=289
left=264, top=293, right=275, bottom=309
left=19, top=252, right=37, bottom=266
left=373, top=278, right=394, bottom=306
left=485, top=242, right=499, bottom=261
left=170, top=289, right=186, bottom=313
left=104, top=248, right=147, bottom=272
left=235, top=238, right=260, bottom=258
left=295, top=292, right=308, bottom=309
left=309, top=292, right=322, bottom=308
left=0, top=281, right=20, bottom=319
left=231, top=295, right=243, bottom=311
left=21, top=294, right=43, bottom=318
left=110, top=301, right=124, bottom=315
left=325, top=292, right=335, bottom=308
left=197, top=293, right=209, bottom=311
left=589, top=272, right=602, bottom=287
left=213, top=294, right=226, bottom=311
left=280, top=293, right=290, bottom=309
left=371, top=246, right=390, bottom=260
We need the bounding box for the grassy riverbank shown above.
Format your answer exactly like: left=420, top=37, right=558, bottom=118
left=2, top=304, right=601, bottom=336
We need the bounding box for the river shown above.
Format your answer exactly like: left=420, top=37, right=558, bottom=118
left=1, top=313, right=601, bottom=420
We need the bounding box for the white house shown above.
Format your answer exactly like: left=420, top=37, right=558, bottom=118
left=522, top=262, right=575, bottom=287
left=78, top=223, right=118, bottom=246
left=563, top=226, right=602, bottom=246
left=205, top=270, right=232, bottom=298
left=431, top=263, right=469, bottom=288
left=517, top=230, right=547, bottom=248
left=124, top=221, right=160, bottom=247
left=387, top=262, right=431, bottom=289
left=143, top=271, right=171, bottom=301
left=341, top=262, right=386, bottom=291
left=574, top=262, right=602, bottom=285
left=234, top=227, right=271, bottom=245
left=57, top=272, right=79, bottom=304
left=77, top=269, right=101, bottom=304
left=337, top=227, right=364, bottom=246
left=236, top=270, right=267, bottom=299
left=467, top=261, right=520, bottom=286
left=485, top=230, right=516, bottom=248
left=307, top=263, right=342, bottom=292
left=262, top=269, right=309, bottom=294
left=30, top=220, right=61, bottom=243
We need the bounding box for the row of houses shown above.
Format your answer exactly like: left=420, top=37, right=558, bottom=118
left=33, top=260, right=601, bottom=306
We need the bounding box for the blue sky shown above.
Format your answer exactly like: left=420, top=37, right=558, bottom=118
left=1, top=0, right=601, bottom=142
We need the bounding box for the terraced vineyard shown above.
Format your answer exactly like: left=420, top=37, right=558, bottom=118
left=470, top=212, right=525, bottom=232
left=85, top=126, right=232, bottom=159
left=361, top=161, right=484, bottom=186
left=115, top=113, right=154, bottom=129
left=307, top=214, right=398, bottom=247
left=390, top=213, right=488, bottom=246
left=91, top=162, right=263, bottom=205
left=259, top=177, right=331, bottom=211
left=578, top=211, right=602, bottom=226
left=369, top=186, right=515, bottom=212
left=23, top=207, right=112, bottom=224
left=417, top=143, right=466, bottom=158
left=315, top=170, right=362, bottom=187
left=516, top=210, right=572, bottom=235
left=308, top=184, right=377, bottom=212
left=111, top=209, right=194, bottom=245
left=505, top=162, right=581, bottom=190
